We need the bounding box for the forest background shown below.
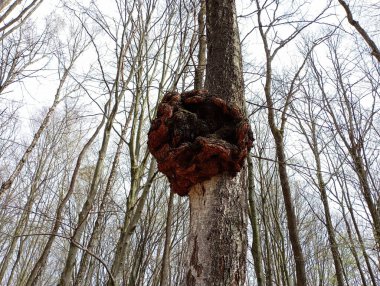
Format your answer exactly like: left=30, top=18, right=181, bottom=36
left=0, top=0, right=379, bottom=285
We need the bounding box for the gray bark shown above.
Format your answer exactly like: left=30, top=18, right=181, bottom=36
left=160, top=192, right=174, bottom=286
left=0, top=66, right=69, bottom=197
left=194, top=0, right=206, bottom=90
left=186, top=1, right=248, bottom=285
left=24, top=117, right=104, bottom=286
left=187, top=174, right=247, bottom=286
left=247, top=156, right=264, bottom=286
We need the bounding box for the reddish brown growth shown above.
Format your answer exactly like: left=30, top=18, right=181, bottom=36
left=148, top=90, right=254, bottom=196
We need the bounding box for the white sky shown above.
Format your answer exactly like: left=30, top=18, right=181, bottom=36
left=3, top=0, right=379, bottom=130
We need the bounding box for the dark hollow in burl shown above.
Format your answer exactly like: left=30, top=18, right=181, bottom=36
left=148, top=90, right=254, bottom=196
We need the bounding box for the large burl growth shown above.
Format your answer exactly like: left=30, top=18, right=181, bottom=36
left=148, top=90, right=253, bottom=196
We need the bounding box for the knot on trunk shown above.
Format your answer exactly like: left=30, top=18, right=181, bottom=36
left=148, top=90, right=253, bottom=196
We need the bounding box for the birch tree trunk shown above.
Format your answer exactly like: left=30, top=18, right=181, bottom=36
left=186, top=1, right=247, bottom=285
left=159, top=192, right=174, bottom=286
left=0, top=67, right=69, bottom=196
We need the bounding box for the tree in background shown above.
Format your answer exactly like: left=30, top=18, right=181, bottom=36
left=186, top=1, right=249, bottom=285
left=0, top=0, right=379, bottom=285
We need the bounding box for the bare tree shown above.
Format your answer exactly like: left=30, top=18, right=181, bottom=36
left=0, top=0, right=43, bottom=40
left=292, top=80, right=345, bottom=286
left=337, top=0, right=380, bottom=62
left=0, top=22, right=88, bottom=196
left=1, top=0, right=380, bottom=285
left=185, top=1, right=249, bottom=285
left=310, top=40, right=380, bottom=251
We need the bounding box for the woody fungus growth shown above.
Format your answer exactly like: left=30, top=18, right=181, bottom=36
left=147, top=90, right=254, bottom=196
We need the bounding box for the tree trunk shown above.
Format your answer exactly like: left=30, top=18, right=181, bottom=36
left=106, top=161, right=156, bottom=286
left=194, top=0, right=206, bottom=91
left=296, top=115, right=345, bottom=286
left=0, top=164, right=43, bottom=283
left=24, top=118, right=104, bottom=286
left=59, top=94, right=123, bottom=286
left=0, top=67, right=69, bottom=197
left=313, top=145, right=345, bottom=286
left=73, top=112, right=131, bottom=286
left=247, top=156, right=264, bottom=286
left=272, top=135, right=307, bottom=286
left=159, top=192, right=174, bottom=286
left=255, top=0, right=307, bottom=281
left=186, top=2, right=247, bottom=285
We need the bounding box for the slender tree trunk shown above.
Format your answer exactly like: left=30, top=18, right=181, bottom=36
left=0, top=160, right=45, bottom=283
left=59, top=85, right=125, bottom=285
left=313, top=153, right=345, bottom=286
left=272, top=136, right=307, bottom=285
left=258, top=163, right=273, bottom=286
left=314, top=55, right=380, bottom=251
left=24, top=118, right=104, bottom=286
left=343, top=185, right=377, bottom=286
left=247, top=156, right=264, bottom=286
left=296, top=115, right=345, bottom=286
left=255, top=3, right=307, bottom=282
left=185, top=1, right=248, bottom=285
left=341, top=205, right=368, bottom=286
left=194, top=0, right=206, bottom=91
left=160, top=192, right=174, bottom=286
left=73, top=111, right=132, bottom=286
left=6, top=236, right=26, bottom=286
left=0, top=68, right=69, bottom=196
left=351, top=153, right=380, bottom=250
left=106, top=161, right=156, bottom=286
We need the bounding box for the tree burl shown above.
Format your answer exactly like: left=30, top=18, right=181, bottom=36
left=148, top=90, right=253, bottom=196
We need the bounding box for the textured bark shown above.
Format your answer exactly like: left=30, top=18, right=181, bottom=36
left=185, top=1, right=248, bottom=285
left=247, top=156, right=264, bottom=286
left=160, top=192, right=174, bottom=286
left=255, top=0, right=307, bottom=283
left=337, top=0, right=380, bottom=63
left=186, top=174, right=247, bottom=286
left=148, top=90, right=253, bottom=196
left=194, top=0, right=206, bottom=90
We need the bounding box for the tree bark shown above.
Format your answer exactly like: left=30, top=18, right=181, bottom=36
left=73, top=112, right=131, bottom=286
left=194, top=0, right=206, bottom=90
left=337, top=0, right=380, bottom=62
left=247, top=156, right=264, bottom=286
left=24, top=117, right=104, bottom=286
left=0, top=67, right=69, bottom=197
left=160, top=192, right=174, bottom=286
left=255, top=0, right=307, bottom=283
left=186, top=1, right=247, bottom=285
